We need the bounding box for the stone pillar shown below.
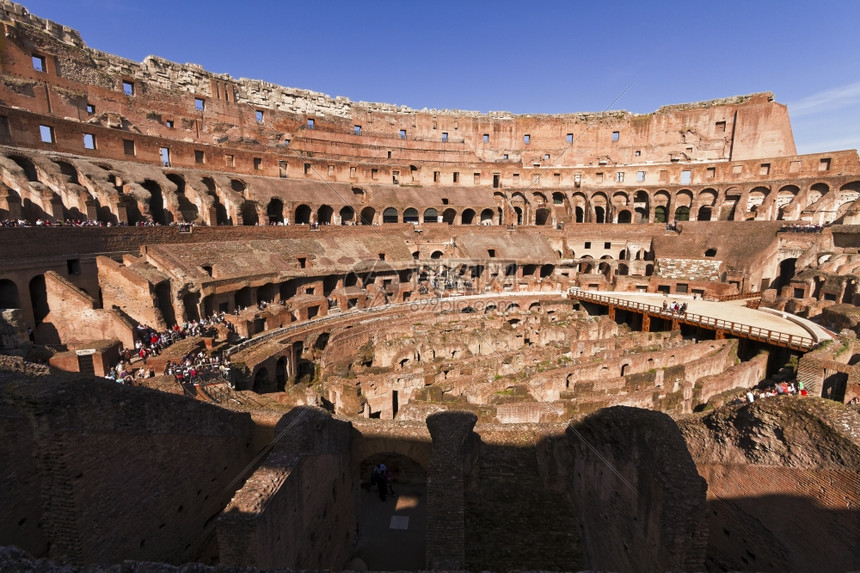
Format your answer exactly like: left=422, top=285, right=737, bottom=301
left=425, top=411, right=477, bottom=570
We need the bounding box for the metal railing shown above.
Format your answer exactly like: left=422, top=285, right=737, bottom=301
left=568, top=289, right=815, bottom=351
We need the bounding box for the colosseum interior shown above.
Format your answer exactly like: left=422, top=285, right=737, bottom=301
left=1, top=2, right=859, bottom=572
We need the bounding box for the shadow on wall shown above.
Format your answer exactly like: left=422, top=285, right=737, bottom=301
left=707, top=494, right=860, bottom=573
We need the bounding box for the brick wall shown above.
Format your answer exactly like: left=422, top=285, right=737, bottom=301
left=1, top=374, right=257, bottom=565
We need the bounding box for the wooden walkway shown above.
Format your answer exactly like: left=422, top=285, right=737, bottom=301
left=567, top=289, right=817, bottom=351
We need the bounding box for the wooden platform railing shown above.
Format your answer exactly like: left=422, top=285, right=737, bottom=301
left=568, top=289, right=815, bottom=351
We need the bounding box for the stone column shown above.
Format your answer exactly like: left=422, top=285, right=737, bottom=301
left=425, top=411, right=477, bottom=570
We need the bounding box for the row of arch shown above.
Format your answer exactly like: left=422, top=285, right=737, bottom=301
left=2, top=151, right=858, bottom=227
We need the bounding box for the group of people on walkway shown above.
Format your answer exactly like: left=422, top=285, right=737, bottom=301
left=732, top=380, right=807, bottom=404
left=779, top=223, right=823, bottom=233
left=164, top=351, right=231, bottom=386
left=661, top=300, right=688, bottom=315
left=370, top=463, right=395, bottom=501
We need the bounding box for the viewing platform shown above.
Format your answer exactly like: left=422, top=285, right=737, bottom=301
left=567, top=289, right=832, bottom=352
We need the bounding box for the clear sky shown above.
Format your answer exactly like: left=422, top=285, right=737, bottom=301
left=16, top=0, right=860, bottom=155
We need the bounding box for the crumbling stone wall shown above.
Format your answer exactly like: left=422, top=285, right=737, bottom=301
left=41, top=270, right=134, bottom=348
left=217, top=407, right=355, bottom=570
left=679, top=398, right=860, bottom=572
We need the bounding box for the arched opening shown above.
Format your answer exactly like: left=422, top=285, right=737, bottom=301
left=579, top=257, right=594, bottom=274
left=257, top=283, right=277, bottom=305
left=697, top=206, right=712, bottom=221
left=654, top=206, right=667, bottom=223
left=480, top=208, right=494, bottom=224
left=230, top=179, right=247, bottom=194
left=29, top=274, right=48, bottom=323
left=442, top=208, right=456, bottom=225
left=354, top=452, right=427, bottom=570
left=461, top=208, right=476, bottom=225
left=252, top=367, right=271, bottom=393
left=599, top=262, right=612, bottom=279
left=775, top=258, right=797, bottom=290
left=276, top=357, right=287, bottom=391
left=575, top=206, right=585, bottom=223
left=182, top=292, right=200, bottom=321
left=540, top=264, right=554, bottom=278
left=9, top=155, right=39, bottom=182
left=267, top=198, right=284, bottom=224
left=295, top=204, right=312, bottom=225
left=54, top=160, right=80, bottom=185
left=235, top=287, right=254, bottom=309
left=674, top=206, right=690, bottom=222
left=594, top=206, right=605, bottom=224
left=383, top=207, right=399, bottom=223
left=360, top=207, right=375, bottom=225
left=240, top=201, right=259, bottom=226
left=202, top=177, right=230, bottom=225
left=0, top=279, right=20, bottom=309
left=165, top=173, right=198, bottom=223
left=513, top=206, right=523, bottom=225
left=617, top=210, right=632, bottom=223
left=142, top=180, right=170, bottom=225
left=423, top=208, right=438, bottom=223
left=340, top=206, right=355, bottom=224
left=318, top=204, right=334, bottom=225
left=403, top=208, right=419, bottom=223
left=430, top=251, right=444, bottom=259
left=534, top=208, right=551, bottom=226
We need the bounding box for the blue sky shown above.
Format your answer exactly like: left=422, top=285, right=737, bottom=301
left=18, top=0, right=860, bottom=155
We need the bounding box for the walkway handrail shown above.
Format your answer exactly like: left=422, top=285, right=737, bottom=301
left=568, top=289, right=815, bottom=350
left=703, top=291, right=762, bottom=302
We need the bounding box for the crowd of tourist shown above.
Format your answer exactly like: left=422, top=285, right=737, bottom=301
left=730, top=380, right=807, bottom=405
left=779, top=223, right=823, bottom=233
left=104, top=313, right=234, bottom=385
left=164, top=351, right=232, bottom=386
left=0, top=217, right=199, bottom=228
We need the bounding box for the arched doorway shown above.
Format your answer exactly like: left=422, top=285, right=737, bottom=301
left=166, top=173, right=199, bottom=222
left=0, top=279, right=20, bottom=309
left=442, top=208, right=456, bottom=225
left=295, top=204, right=312, bottom=225
left=352, top=452, right=428, bottom=570
left=240, top=201, right=259, bottom=226
left=29, top=275, right=48, bottom=323
left=267, top=198, right=284, bottom=224
left=340, top=206, right=355, bottom=224
left=142, top=180, right=170, bottom=225
left=403, top=208, right=419, bottom=223
left=617, top=210, right=632, bottom=223
left=360, top=207, right=375, bottom=225
left=535, top=208, right=551, bottom=225
left=318, top=204, right=334, bottom=225
left=461, top=209, right=476, bottom=225
left=423, top=208, right=438, bottom=223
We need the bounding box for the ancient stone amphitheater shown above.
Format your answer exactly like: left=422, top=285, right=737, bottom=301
left=1, top=2, right=859, bottom=572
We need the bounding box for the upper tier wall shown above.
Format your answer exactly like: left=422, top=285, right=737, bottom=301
left=0, top=0, right=805, bottom=172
